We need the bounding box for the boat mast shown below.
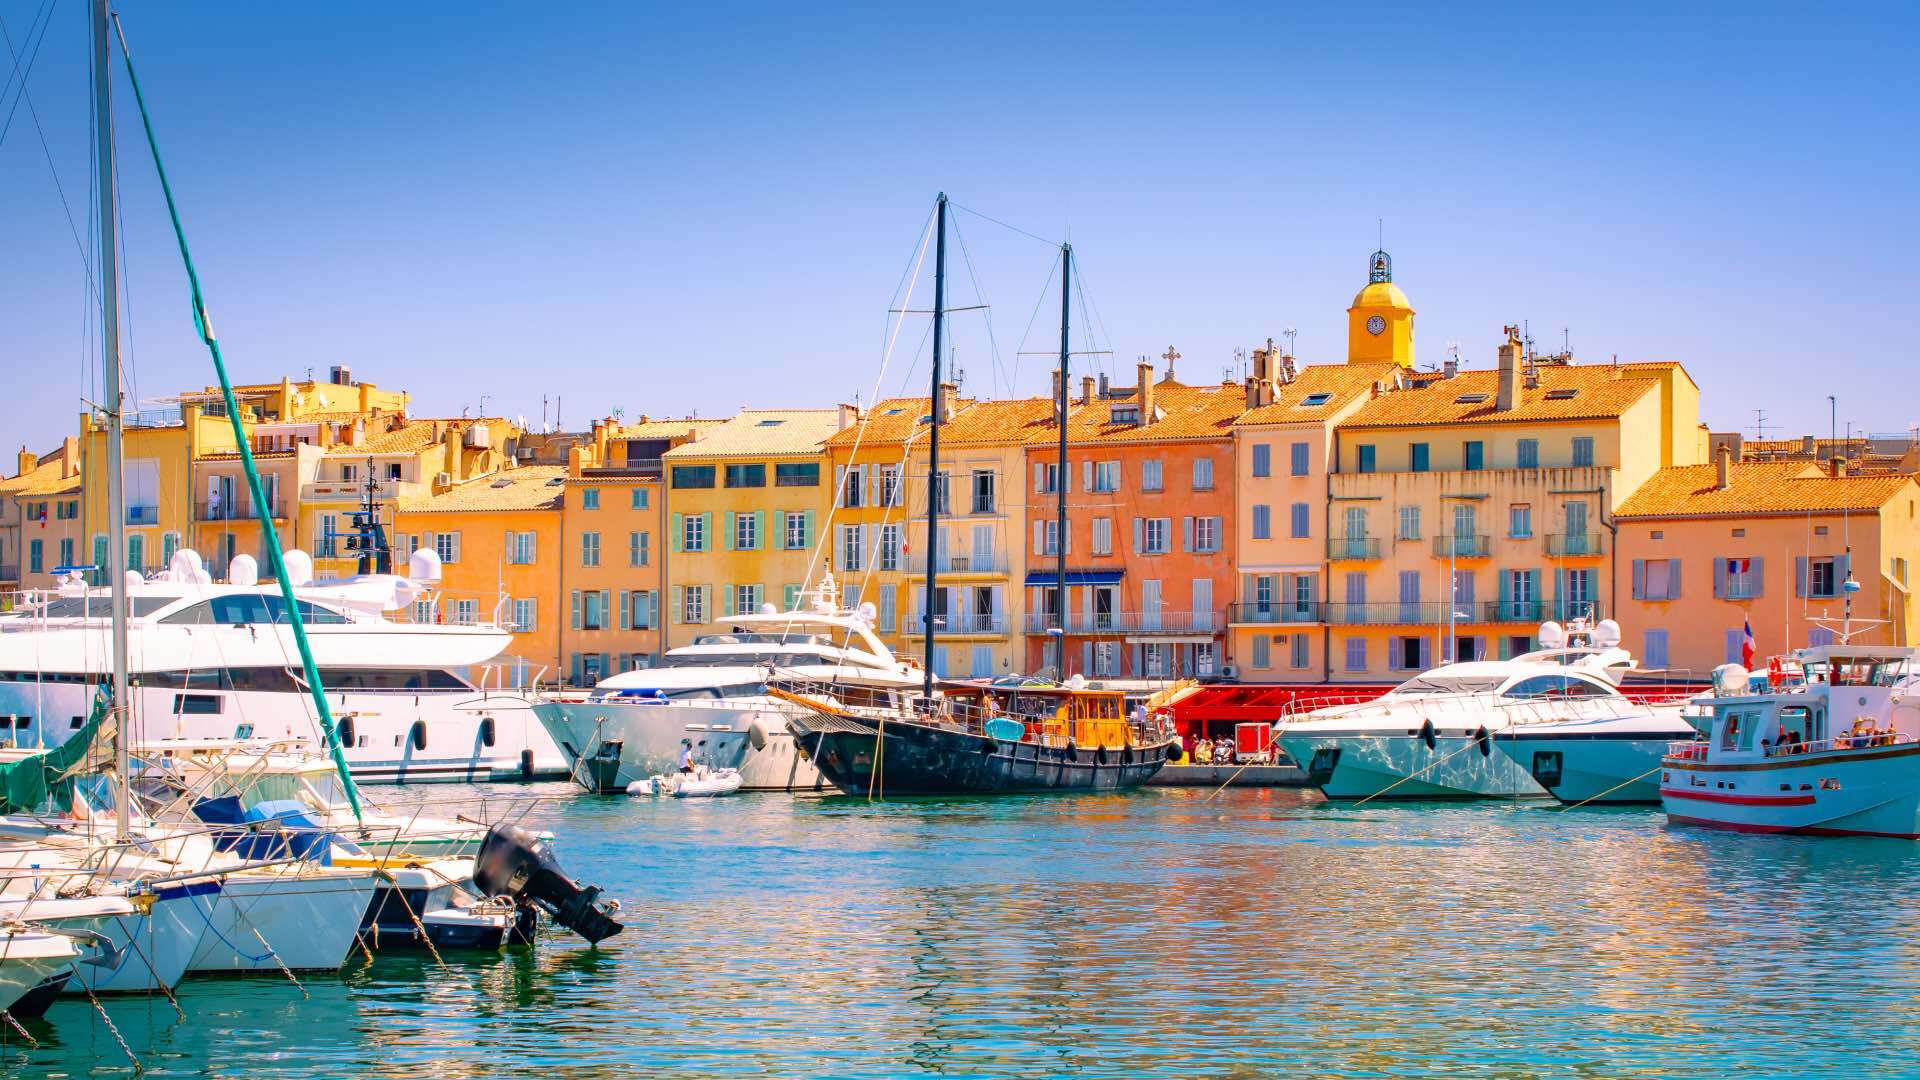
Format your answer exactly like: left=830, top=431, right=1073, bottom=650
left=1055, top=243, right=1071, bottom=679
left=921, top=193, right=947, bottom=701
left=92, top=0, right=131, bottom=839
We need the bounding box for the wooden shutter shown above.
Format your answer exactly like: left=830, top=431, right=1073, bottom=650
left=670, top=513, right=684, bottom=553
left=1182, top=517, right=1194, bottom=553
left=619, top=590, right=631, bottom=630
left=1132, top=517, right=1143, bottom=554
left=1668, top=559, right=1682, bottom=599
left=724, top=511, right=736, bottom=551
left=1713, top=558, right=1728, bottom=599
left=570, top=590, right=581, bottom=630
left=1632, top=559, right=1646, bottom=600
left=1750, top=557, right=1765, bottom=598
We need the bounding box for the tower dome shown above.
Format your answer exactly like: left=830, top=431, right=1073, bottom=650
left=1347, top=248, right=1414, bottom=368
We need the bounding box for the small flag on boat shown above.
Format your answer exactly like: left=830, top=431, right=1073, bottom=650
left=1741, top=618, right=1756, bottom=668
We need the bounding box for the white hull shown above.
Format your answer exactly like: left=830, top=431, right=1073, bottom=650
left=1279, top=733, right=1549, bottom=800
left=64, top=888, right=208, bottom=994
left=1662, top=743, right=1920, bottom=836
left=0, top=933, right=74, bottom=1013
left=1498, top=734, right=1683, bottom=804
left=184, top=870, right=378, bottom=972
left=0, top=679, right=565, bottom=784
left=536, top=697, right=821, bottom=793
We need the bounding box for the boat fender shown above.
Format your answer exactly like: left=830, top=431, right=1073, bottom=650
left=1096, top=744, right=1108, bottom=766
left=1474, top=725, right=1491, bottom=757
left=1164, top=742, right=1181, bottom=762
left=981, top=738, right=998, bottom=756
left=747, top=719, right=771, bottom=752
left=1419, top=719, right=1436, bottom=751
left=410, top=721, right=427, bottom=752
left=1066, top=740, right=1079, bottom=763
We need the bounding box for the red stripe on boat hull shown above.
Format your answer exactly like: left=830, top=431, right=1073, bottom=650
left=1665, top=813, right=1920, bottom=839
left=1661, top=788, right=1815, bottom=807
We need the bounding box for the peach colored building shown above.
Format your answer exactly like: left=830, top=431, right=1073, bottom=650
left=1021, top=358, right=1243, bottom=680
left=1615, top=456, right=1920, bottom=676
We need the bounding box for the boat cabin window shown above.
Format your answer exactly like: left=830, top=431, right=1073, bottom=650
left=1390, top=675, right=1506, bottom=696
left=13, top=596, right=174, bottom=619
left=691, top=633, right=827, bottom=647
left=1503, top=674, right=1615, bottom=699
left=607, top=683, right=767, bottom=701
left=661, top=650, right=824, bottom=668
left=1776, top=705, right=1814, bottom=748
left=1827, top=658, right=1902, bottom=688
left=160, top=595, right=351, bottom=626
left=1720, top=708, right=1760, bottom=752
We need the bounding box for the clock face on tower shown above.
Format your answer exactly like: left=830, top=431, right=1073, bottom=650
left=1366, top=315, right=1386, bottom=336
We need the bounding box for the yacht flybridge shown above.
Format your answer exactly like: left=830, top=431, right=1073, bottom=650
left=535, top=575, right=925, bottom=793
left=1277, top=618, right=1690, bottom=801
left=0, top=546, right=565, bottom=783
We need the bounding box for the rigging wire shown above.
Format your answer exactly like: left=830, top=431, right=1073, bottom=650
left=952, top=202, right=1059, bottom=249
left=0, top=2, right=95, bottom=301
left=948, top=211, right=1010, bottom=399
left=1006, top=252, right=1061, bottom=396
left=0, top=0, right=54, bottom=147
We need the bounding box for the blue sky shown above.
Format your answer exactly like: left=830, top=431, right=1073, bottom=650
left=4, top=2, right=1916, bottom=453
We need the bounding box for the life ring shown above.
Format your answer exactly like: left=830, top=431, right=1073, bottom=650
left=1474, top=725, right=1491, bottom=758
left=1769, top=656, right=1784, bottom=686
left=1419, top=718, right=1437, bottom=751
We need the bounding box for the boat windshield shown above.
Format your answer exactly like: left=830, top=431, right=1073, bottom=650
left=1390, top=674, right=1506, bottom=696
left=691, top=633, right=828, bottom=647
left=660, top=650, right=836, bottom=668
left=8, top=596, right=176, bottom=619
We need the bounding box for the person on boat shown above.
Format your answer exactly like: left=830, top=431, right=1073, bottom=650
left=678, top=739, right=695, bottom=775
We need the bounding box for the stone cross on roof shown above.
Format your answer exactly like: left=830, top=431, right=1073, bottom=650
left=1161, top=345, right=1180, bottom=377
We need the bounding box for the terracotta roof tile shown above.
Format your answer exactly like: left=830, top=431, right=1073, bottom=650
left=326, top=418, right=501, bottom=456
left=1064, top=382, right=1245, bottom=444
left=1235, top=362, right=1402, bottom=425
left=0, top=453, right=81, bottom=498
left=824, top=397, right=948, bottom=449
left=1615, top=462, right=1916, bottom=519
left=610, top=418, right=725, bottom=441
left=663, top=410, right=842, bottom=459
left=1340, top=363, right=1678, bottom=429
left=399, top=466, right=566, bottom=514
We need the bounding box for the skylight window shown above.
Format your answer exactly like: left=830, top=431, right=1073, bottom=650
left=491, top=478, right=513, bottom=488
left=756, top=419, right=786, bottom=427
left=1455, top=393, right=1489, bottom=404
left=1110, top=404, right=1142, bottom=425
left=881, top=407, right=905, bottom=416
left=1544, top=388, right=1579, bottom=400
left=546, top=477, right=567, bottom=486
left=1298, top=392, right=1333, bottom=407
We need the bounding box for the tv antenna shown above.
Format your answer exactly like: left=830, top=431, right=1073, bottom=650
left=1752, top=409, right=1770, bottom=441
left=1282, top=328, right=1298, bottom=356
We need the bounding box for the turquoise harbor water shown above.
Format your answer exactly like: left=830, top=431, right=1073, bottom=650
left=8, top=782, right=1920, bottom=1077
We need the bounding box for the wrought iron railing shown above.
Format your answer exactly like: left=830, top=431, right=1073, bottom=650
left=1545, top=533, right=1605, bottom=557
left=1327, top=536, right=1381, bottom=561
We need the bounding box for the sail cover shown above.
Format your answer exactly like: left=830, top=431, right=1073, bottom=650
left=0, top=691, right=109, bottom=813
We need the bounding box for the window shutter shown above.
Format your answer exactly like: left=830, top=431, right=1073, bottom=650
left=570, top=590, right=581, bottom=630
left=784, top=584, right=799, bottom=610
left=753, top=511, right=765, bottom=550
left=1632, top=559, right=1646, bottom=600
left=1082, top=460, right=1093, bottom=493
left=802, top=510, right=815, bottom=551
left=670, top=585, right=683, bottom=623
left=1418, top=636, right=1431, bottom=671
left=1082, top=583, right=1094, bottom=627
left=450, top=532, right=461, bottom=563
left=1795, top=556, right=1808, bottom=597
left=1836, top=554, right=1851, bottom=588
left=723, top=511, right=736, bottom=551
left=722, top=585, right=735, bottom=618
left=1034, top=520, right=1046, bottom=555
left=601, top=591, right=611, bottom=626
left=1668, top=559, right=1682, bottom=599
left=670, top=513, right=684, bottom=553
left=1034, top=462, right=1046, bottom=492
left=1750, top=557, right=1765, bottom=598
left=835, top=465, right=847, bottom=506
left=699, top=513, right=712, bottom=550
left=1081, top=642, right=1094, bottom=676
left=1132, top=517, right=1143, bottom=554
left=618, top=590, right=631, bottom=630
left=1713, top=558, right=1728, bottom=599
left=1182, top=517, right=1195, bottom=553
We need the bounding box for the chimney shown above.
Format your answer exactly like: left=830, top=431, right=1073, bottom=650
left=1801, top=435, right=1815, bottom=456
left=60, top=435, right=79, bottom=477
left=1051, top=370, right=1065, bottom=405
left=1137, top=360, right=1156, bottom=423
left=330, top=364, right=352, bottom=386
left=1443, top=355, right=1459, bottom=379
left=937, top=382, right=959, bottom=424
left=836, top=403, right=858, bottom=431
left=1496, top=325, right=1523, bottom=411
left=1098, top=373, right=1110, bottom=399
left=15, top=446, right=34, bottom=478
left=1715, top=444, right=1733, bottom=490
left=1252, top=341, right=1273, bottom=382
left=1830, top=456, right=1848, bottom=478
left=1080, top=375, right=1095, bottom=405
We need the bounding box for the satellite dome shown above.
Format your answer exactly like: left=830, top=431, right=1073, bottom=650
left=228, top=554, right=259, bottom=587
left=281, top=549, right=314, bottom=588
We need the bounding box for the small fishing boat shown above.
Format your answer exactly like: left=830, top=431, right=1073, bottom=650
left=628, top=767, right=744, bottom=798
left=1662, top=645, right=1920, bottom=836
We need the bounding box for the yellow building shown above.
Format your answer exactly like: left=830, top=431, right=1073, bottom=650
left=661, top=409, right=843, bottom=652
left=0, top=440, right=84, bottom=592
left=567, top=416, right=715, bottom=682
left=79, top=404, right=235, bottom=583
left=1614, top=455, right=1920, bottom=676
left=1228, top=348, right=1398, bottom=680
left=1324, top=324, right=1705, bottom=681
left=1347, top=249, right=1416, bottom=369
left=393, top=465, right=566, bottom=687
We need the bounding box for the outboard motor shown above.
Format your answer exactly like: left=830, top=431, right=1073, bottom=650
left=472, top=824, right=624, bottom=944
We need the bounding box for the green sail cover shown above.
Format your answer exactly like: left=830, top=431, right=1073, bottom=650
left=0, top=692, right=109, bottom=814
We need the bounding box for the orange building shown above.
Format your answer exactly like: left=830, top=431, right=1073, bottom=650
left=1614, top=454, right=1920, bottom=676
left=1021, top=357, right=1243, bottom=680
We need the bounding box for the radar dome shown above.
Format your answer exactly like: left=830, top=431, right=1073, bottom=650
left=760, top=602, right=778, bottom=615
left=124, top=570, right=144, bottom=589
left=1066, top=673, right=1088, bottom=690
left=1712, top=663, right=1749, bottom=695
left=1594, top=619, right=1622, bottom=648
left=169, top=547, right=205, bottom=580
left=1537, top=621, right=1566, bottom=649
left=228, top=554, right=259, bottom=587
left=408, top=548, right=442, bottom=583
left=857, top=601, right=878, bottom=624
left=281, top=549, right=314, bottom=588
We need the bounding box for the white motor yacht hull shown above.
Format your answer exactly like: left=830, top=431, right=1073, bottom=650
left=536, top=698, right=818, bottom=793
left=1662, top=742, right=1920, bottom=836
left=1497, top=733, right=1682, bottom=804
left=1280, top=733, right=1549, bottom=800
left=185, top=870, right=379, bottom=972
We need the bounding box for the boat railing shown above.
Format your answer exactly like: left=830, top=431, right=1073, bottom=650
left=1766, top=731, right=1917, bottom=757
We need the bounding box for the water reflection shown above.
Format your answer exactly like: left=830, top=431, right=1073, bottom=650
left=9, top=784, right=1920, bottom=1076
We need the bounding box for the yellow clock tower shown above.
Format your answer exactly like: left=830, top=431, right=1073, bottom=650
left=1347, top=249, right=1414, bottom=368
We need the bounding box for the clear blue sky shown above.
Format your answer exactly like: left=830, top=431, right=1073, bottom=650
left=5, top=2, right=1916, bottom=454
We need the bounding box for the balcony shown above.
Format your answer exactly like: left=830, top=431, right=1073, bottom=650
left=1432, top=534, right=1491, bottom=559
left=581, top=457, right=663, bottom=479
left=903, top=612, right=1009, bottom=636
left=1545, top=533, right=1606, bottom=558
left=1227, top=601, right=1322, bottom=625
left=125, top=505, right=161, bottom=526
left=1021, top=611, right=1221, bottom=635
left=302, top=478, right=400, bottom=503
left=904, top=553, right=1012, bottom=575
left=1327, top=536, right=1381, bottom=561
left=0, top=564, right=17, bottom=583
left=1323, top=600, right=1604, bottom=626
left=195, top=498, right=286, bottom=522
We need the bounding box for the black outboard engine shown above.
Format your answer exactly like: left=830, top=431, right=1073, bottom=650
left=472, top=824, right=624, bottom=944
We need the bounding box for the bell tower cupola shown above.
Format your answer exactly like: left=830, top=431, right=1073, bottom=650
left=1347, top=248, right=1415, bottom=368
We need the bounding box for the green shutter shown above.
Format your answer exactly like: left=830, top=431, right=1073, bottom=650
left=783, top=583, right=799, bottom=610
left=752, top=511, right=765, bottom=551
left=722, top=584, right=735, bottom=618
left=724, top=511, right=737, bottom=551
left=802, top=510, right=815, bottom=551
left=670, top=513, right=684, bottom=553
left=670, top=584, right=683, bottom=624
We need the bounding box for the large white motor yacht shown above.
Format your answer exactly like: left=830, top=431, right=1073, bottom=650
left=535, top=577, right=925, bottom=792
left=1277, top=619, right=1679, bottom=800
left=0, top=547, right=564, bottom=783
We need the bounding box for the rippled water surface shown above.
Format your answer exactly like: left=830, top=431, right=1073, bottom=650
left=9, top=782, right=1920, bottom=1077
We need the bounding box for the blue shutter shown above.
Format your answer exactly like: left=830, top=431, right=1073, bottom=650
left=1632, top=559, right=1646, bottom=600
left=1669, top=559, right=1682, bottom=600
left=1714, top=558, right=1728, bottom=599
left=1751, top=557, right=1765, bottom=598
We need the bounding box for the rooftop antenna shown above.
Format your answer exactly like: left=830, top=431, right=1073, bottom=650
left=1282, top=328, right=1298, bottom=357
left=1752, top=409, right=1770, bottom=441
left=1562, top=327, right=1570, bottom=355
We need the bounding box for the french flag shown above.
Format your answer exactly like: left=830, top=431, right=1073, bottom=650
left=1741, top=618, right=1756, bottom=668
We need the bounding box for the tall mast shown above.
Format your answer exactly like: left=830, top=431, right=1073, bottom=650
left=921, top=193, right=947, bottom=700
left=1055, top=244, right=1071, bottom=679
left=92, top=0, right=131, bottom=838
